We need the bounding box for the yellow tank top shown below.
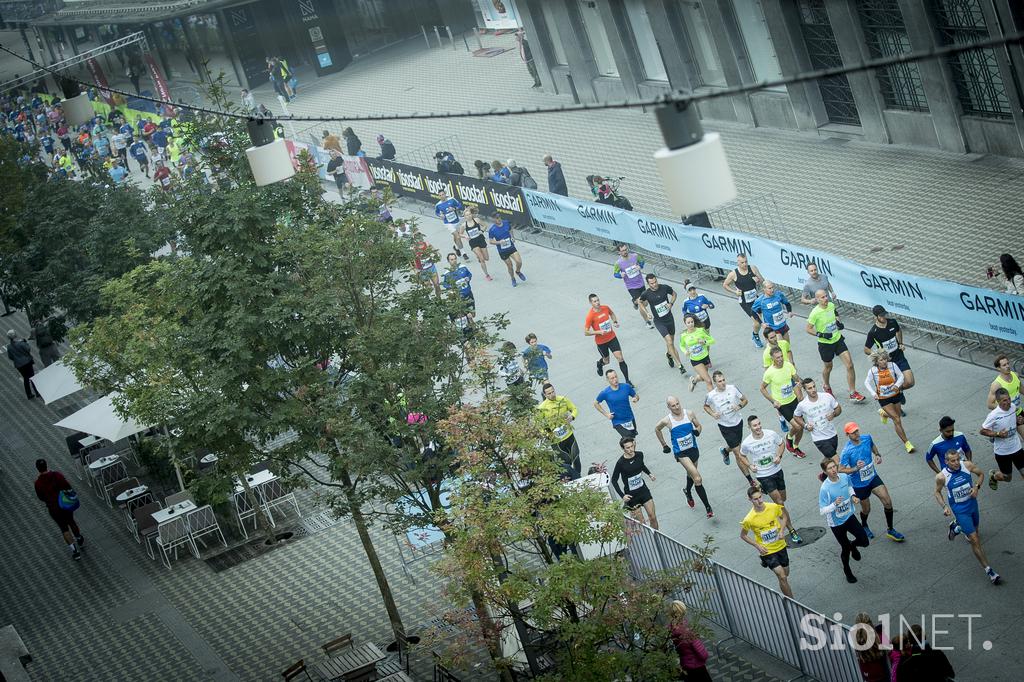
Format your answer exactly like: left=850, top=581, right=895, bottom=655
left=995, top=371, right=1022, bottom=415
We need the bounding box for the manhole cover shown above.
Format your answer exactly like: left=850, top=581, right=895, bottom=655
left=786, top=526, right=826, bottom=548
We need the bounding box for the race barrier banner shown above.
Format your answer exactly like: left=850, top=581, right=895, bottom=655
left=364, top=158, right=530, bottom=222
left=521, top=188, right=1024, bottom=344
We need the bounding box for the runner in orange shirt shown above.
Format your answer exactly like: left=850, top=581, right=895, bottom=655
left=584, top=293, right=632, bottom=385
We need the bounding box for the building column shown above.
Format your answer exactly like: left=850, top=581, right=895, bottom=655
left=518, top=0, right=555, bottom=92
left=549, top=0, right=601, bottom=102
left=824, top=0, right=888, bottom=141
left=761, top=0, right=826, bottom=130
left=703, top=0, right=754, bottom=124
left=63, top=26, right=80, bottom=56
left=215, top=9, right=247, bottom=89
left=596, top=0, right=641, bottom=98
left=643, top=0, right=694, bottom=92
left=896, top=0, right=965, bottom=153
left=181, top=18, right=212, bottom=85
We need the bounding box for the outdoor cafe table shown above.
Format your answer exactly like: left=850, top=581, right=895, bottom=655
left=152, top=500, right=197, bottom=525
left=87, top=454, right=120, bottom=471
left=233, top=469, right=276, bottom=494
left=79, top=434, right=103, bottom=449
left=115, top=484, right=151, bottom=528
left=313, top=641, right=387, bottom=681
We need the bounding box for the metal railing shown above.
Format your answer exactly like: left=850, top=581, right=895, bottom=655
left=0, top=31, right=146, bottom=93
left=625, top=522, right=861, bottom=682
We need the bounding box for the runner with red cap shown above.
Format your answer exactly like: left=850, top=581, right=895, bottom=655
left=838, top=422, right=905, bottom=542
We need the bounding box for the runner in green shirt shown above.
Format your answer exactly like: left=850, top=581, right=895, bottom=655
left=805, top=289, right=866, bottom=404
left=762, top=328, right=794, bottom=369
left=680, top=314, right=715, bottom=393
left=760, top=346, right=806, bottom=458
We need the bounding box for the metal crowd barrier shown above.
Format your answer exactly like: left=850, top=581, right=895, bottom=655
left=624, top=521, right=861, bottom=682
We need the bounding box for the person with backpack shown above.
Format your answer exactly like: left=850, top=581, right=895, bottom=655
left=30, top=319, right=60, bottom=367
left=376, top=134, right=396, bottom=160
left=34, top=458, right=85, bottom=560
left=436, top=151, right=464, bottom=175
left=506, top=159, right=538, bottom=189
left=6, top=329, right=41, bottom=399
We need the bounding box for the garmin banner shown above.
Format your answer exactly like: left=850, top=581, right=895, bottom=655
left=364, top=158, right=529, bottom=222
left=522, top=188, right=1024, bottom=343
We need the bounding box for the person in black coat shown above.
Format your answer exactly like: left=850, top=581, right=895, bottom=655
left=6, top=330, right=41, bottom=399
left=543, top=154, right=567, bottom=196
left=343, top=127, right=361, bottom=156
left=376, top=134, right=396, bottom=160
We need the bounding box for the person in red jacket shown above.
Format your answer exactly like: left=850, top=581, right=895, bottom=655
left=669, top=600, right=712, bottom=681
left=34, top=458, right=84, bottom=560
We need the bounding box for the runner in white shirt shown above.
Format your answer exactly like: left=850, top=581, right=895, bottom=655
left=982, top=388, right=1024, bottom=490
left=793, top=377, right=843, bottom=465
left=739, top=416, right=802, bottom=543
left=703, top=370, right=748, bottom=469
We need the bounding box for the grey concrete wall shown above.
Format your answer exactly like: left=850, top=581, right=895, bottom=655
left=882, top=110, right=940, bottom=148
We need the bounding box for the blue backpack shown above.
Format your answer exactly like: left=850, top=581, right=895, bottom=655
left=57, top=489, right=80, bottom=512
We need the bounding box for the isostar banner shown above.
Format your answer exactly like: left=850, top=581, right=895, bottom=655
left=364, top=158, right=529, bottom=222
left=85, top=57, right=114, bottom=105
left=521, top=188, right=1024, bottom=343
left=143, top=53, right=173, bottom=114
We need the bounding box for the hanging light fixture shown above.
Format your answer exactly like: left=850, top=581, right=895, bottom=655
left=652, top=100, right=736, bottom=218
left=245, top=116, right=294, bottom=186
left=59, top=78, right=94, bottom=128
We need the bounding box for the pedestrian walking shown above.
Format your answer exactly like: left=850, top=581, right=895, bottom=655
left=668, top=601, right=712, bottom=681
left=34, top=458, right=84, bottom=560
left=30, top=319, right=60, bottom=367
left=6, top=329, right=41, bottom=399
left=543, top=154, right=567, bottom=196
left=240, top=88, right=257, bottom=113
left=326, top=149, right=346, bottom=196
left=514, top=28, right=542, bottom=88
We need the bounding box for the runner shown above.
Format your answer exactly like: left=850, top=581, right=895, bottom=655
left=680, top=314, right=715, bottom=392
left=433, top=189, right=469, bottom=262
left=934, top=449, right=1000, bottom=584
left=761, top=328, right=794, bottom=369
left=982, top=388, right=1024, bottom=490
left=722, top=253, right=765, bottom=348
left=806, top=289, right=866, bottom=403
left=680, top=282, right=715, bottom=331
left=838, top=423, right=905, bottom=542
left=637, top=274, right=685, bottom=374
left=412, top=231, right=442, bottom=297
left=655, top=396, right=712, bottom=517
left=613, top=243, right=653, bottom=329
left=752, top=281, right=794, bottom=342
left=488, top=216, right=526, bottom=287
left=986, top=355, right=1023, bottom=439
left=611, top=436, right=659, bottom=528
left=863, top=307, right=915, bottom=395
left=593, top=369, right=639, bottom=438
left=457, top=207, right=492, bottom=281
left=536, top=382, right=581, bottom=478
left=800, top=262, right=837, bottom=305
left=521, top=333, right=553, bottom=383
left=925, top=416, right=972, bottom=474
left=819, top=458, right=869, bottom=583
left=793, top=378, right=842, bottom=469
left=584, top=294, right=632, bottom=384
left=760, top=346, right=806, bottom=457
left=442, top=252, right=475, bottom=321
left=740, top=486, right=795, bottom=597
left=863, top=349, right=915, bottom=453
left=738, top=416, right=802, bottom=544
left=703, top=370, right=748, bottom=467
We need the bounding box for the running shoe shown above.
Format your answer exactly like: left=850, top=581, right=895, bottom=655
left=948, top=521, right=961, bottom=541
left=789, top=530, right=803, bottom=545
left=75, top=535, right=85, bottom=547
left=784, top=435, right=796, bottom=453
left=596, top=359, right=604, bottom=377
left=904, top=441, right=916, bottom=454
left=989, top=469, right=999, bottom=490
left=689, top=376, right=698, bottom=392
left=511, top=279, right=518, bottom=288
left=791, top=445, right=806, bottom=459
left=850, top=391, right=867, bottom=404
left=633, top=301, right=639, bottom=310
left=685, top=491, right=695, bottom=509
left=462, top=253, right=470, bottom=262
left=517, top=271, right=526, bottom=281
left=679, top=365, right=687, bottom=376
left=864, top=525, right=875, bottom=540
left=886, top=528, right=905, bottom=542
left=850, top=547, right=861, bottom=561
left=752, top=333, right=764, bottom=349
left=779, top=416, right=789, bottom=433
left=720, top=446, right=730, bottom=465
left=72, top=549, right=82, bottom=561
left=666, top=352, right=675, bottom=368
left=485, top=274, right=493, bottom=281
left=646, top=320, right=654, bottom=330
left=706, top=509, right=714, bottom=519
left=845, top=572, right=858, bottom=584
left=879, top=408, right=888, bottom=425
left=987, top=567, right=1001, bottom=585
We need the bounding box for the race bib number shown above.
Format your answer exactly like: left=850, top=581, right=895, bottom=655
left=625, top=265, right=640, bottom=279
left=833, top=497, right=851, bottom=517
left=824, top=322, right=838, bottom=334
left=675, top=434, right=694, bottom=451
left=455, top=316, right=469, bottom=329
left=420, top=261, right=433, bottom=271
left=455, top=277, right=470, bottom=290
left=466, top=226, right=481, bottom=239
left=757, top=456, right=773, bottom=468
left=772, top=310, right=786, bottom=326
left=627, top=473, right=644, bottom=490
left=879, top=383, right=897, bottom=397
left=619, top=420, right=634, bottom=431
left=160, top=176, right=171, bottom=186
left=444, top=209, right=457, bottom=223
left=779, top=383, right=794, bottom=398
left=882, top=337, right=899, bottom=353
left=696, top=308, right=708, bottom=321
left=859, top=462, right=875, bottom=482
left=743, top=289, right=757, bottom=303
left=553, top=424, right=569, bottom=439
left=951, top=482, right=972, bottom=504
left=689, top=343, right=704, bottom=356
left=499, top=238, right=512, bottom=249
left=759, top=528, right=779, bottom=545
left=599, top=319, right=613, bottom=333
left=654, top=301, right=671, bottom=318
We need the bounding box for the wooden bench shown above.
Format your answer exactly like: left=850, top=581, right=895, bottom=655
left=0, top=624, right=32, bottom=682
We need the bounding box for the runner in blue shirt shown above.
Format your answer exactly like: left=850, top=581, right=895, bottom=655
left=442, top=253, right=475, bottom=317
left=488, top=217, right=525, bottom=287
left=752, top=281, right=794, bottom=341
left=593, top=369, right=639, bottom=438
left=925, top=416, right=973, bottom=474
left=152, top=128, right=169, bottom=154
left=838, top=422, right=904, bottom=542
left=680, top=282, right=715, bottom=330
left=819, top=459, right=869, bottom=583
left=108, top=160, right=128, bottom=184
left=119, top=121, right=134, bottom=144
left=93, top=134, right=111, bottom=159
left=129, top=140, right=150, bottom=177
left=40, top=133, right=55, bottom=156
left=434, top=190, right=469, bottom=262
left=655, top=396, right=712, bottom=517
left=934, top=449, right=999, bottom=583
left=521, top=333, right=552, bottom=382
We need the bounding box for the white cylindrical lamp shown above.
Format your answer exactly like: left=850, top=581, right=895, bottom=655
left=245, top=117, right=294, bottom=187
left=60, top=79, right=94, bottom=128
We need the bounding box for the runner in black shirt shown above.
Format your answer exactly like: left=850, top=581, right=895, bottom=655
left=864, top=305, right=914, bottom=390
left=722, top=253, right=765, bottom=349
left=637, top=274, right=685, bottom=374
left=611, top=436, right=659, bottom=529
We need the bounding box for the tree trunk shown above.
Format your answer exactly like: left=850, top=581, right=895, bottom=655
left=338, top=466, right=407, bottom=643
left=469, top=587, right=516, bottom=682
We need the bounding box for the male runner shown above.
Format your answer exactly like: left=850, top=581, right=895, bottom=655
left=935, top=449, right=1000, bottom=584
left=722, top=253, right=764, bottom=348
left=925, top=416, right=972, bottom=474
left=838, top=423, right=905, bottom=542
left=488, top=217, right=526, bottom=286
left=738, top=416, right=801, bottom=548
left=761, top=346, right=806, bottom=457
left=584, top=294, right=632, bottom=384
left=819, top=458, right=868, bottom=583
left=594, top=369, right=639, bottom=438
left=703, top=371, right=748, bottom=467
left=611, top=436, right=658, bottom=528
left=637, top=274, right=685, bottom=373
left=806, top=289, right=866, bottom=403
left=800, top=262, right=836, bottom=305
left=982, top=388, right=1024, bottom=490
left=433, top=189, right=469, bottom=261
left=655, top=396, right=712, bottom=517
left=613, top=243, right=652, bottom=329
left=740, top=486, right=795, bottom=597
left=762, top=328, right=794, bottom=369
left=864, top=306, right=915, bottom=391
left=752, top=281, right=794, bottom=342
left=442, top=253, right=475, bottom=320
left=536, top=382, right=580, bottom=478
left=794, top=378, right=842, bottom=463
left=986, top=355, right=1023, bottom=439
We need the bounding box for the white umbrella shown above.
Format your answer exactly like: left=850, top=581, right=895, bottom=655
left=30, top=360, right=84, bottom=404
left=53, top=392, right=152, bottom=442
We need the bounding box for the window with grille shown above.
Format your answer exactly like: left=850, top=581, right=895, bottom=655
left=856, top=0, right=928, bottom=111
left=797, top=0, right=861, bottom=125
left=930, top=0, right=1011, bottom=118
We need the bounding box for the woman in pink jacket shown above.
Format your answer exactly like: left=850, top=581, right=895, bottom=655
left=669, top=600, right=712, bottom=681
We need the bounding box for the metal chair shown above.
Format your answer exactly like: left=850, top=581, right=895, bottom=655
left=109, top=477, right=139, bottom=519
left=185, top=504, right=227, bottom=551
left=132, top=502, right=161, bottom=552
left=321, top=633, right=353, bottom=657
left=281, top=659, right=313, bottom=681
left=342, top=662, right=377, bottom=682
left=99, top=460, right=130, bottom=507
left=248, top=459, right=271, bottom=475
left=153, top=515, right=198, bottom=569
left=258, top=478, right=301, bottom=524
left=164, top=491, right=193, bottom=507
left=232, top=489, right=261, bottom=539
left=127, top=493, right=159, bottom=536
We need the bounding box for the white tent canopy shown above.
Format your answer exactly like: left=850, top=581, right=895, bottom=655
left=54, top=392, right=152, bottom=442
left=30, top=360, right=84, bottom=405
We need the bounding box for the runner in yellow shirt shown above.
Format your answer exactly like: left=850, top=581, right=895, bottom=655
left=740, top=487, right=795, bottom=597
left=760, top=347, right=806, bottom=458
left=987, top=354, right=1024, bottom=441
left=536, top=382, right=581, bottom=478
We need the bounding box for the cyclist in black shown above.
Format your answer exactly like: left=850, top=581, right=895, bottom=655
left=611, top=436, right=658, bottom=529
left=722, top=253, right=765, bottom=349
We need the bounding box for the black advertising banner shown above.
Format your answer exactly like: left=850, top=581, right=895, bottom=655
left=364, top=158, right=530, bottom=223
